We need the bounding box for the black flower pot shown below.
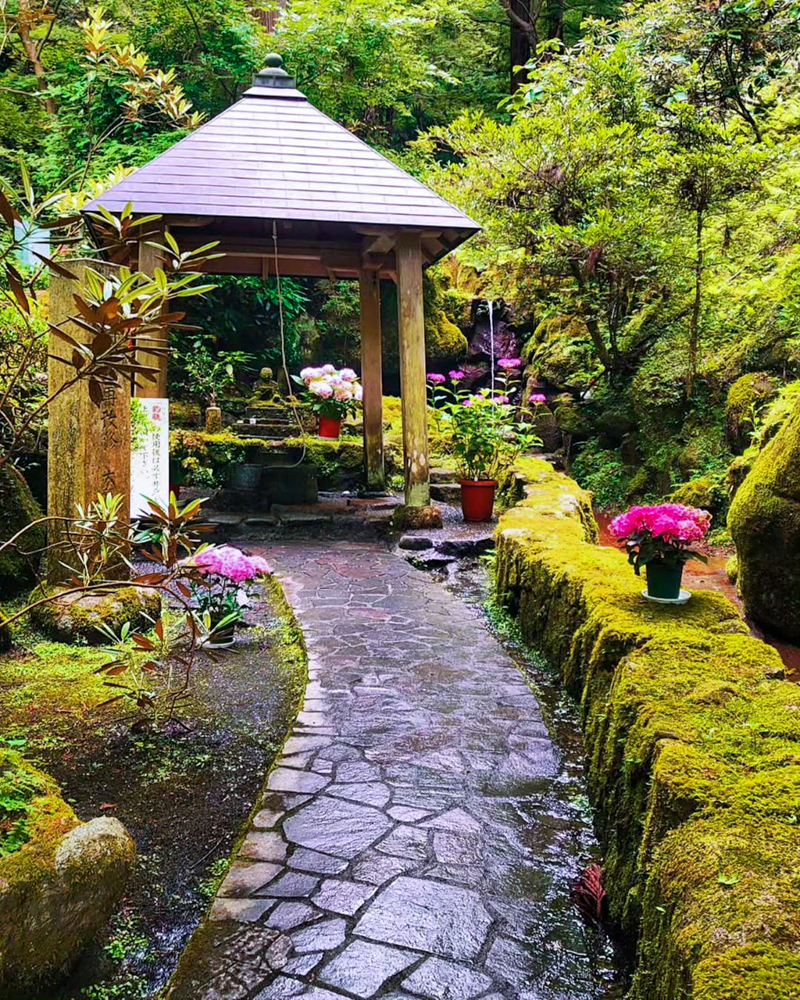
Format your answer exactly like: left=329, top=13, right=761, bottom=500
left=645, top=560, right=684, bottom=600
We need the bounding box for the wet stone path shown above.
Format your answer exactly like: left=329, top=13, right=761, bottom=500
left=173, top=541, right=604, bottom=1000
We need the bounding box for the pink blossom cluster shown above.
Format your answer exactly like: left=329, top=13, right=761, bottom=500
left=498, top=357, right=522, bottom=370
left=299, top=365, right=363, bottom=403
left=530, top=393, right=547, bottom=404
left=609, top=504, right=711, bottom=545
left=426, top=372, right=446, bottom=384
left=192, top=545, right=272, bottom=583
left=449, top=370, right=466, bottom=382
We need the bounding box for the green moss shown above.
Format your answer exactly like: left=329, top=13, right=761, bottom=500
left=426, top=310, right=468, bottom=360
left=694, top=944, right=800, bottom=1000
left=729, top=396, right=800, bottom=641
left=522, top=315, right=595, bottom=387
left=670, top=476, right=728, bottom=521
left=0, top=748, right=53, bottom=856
left=725, top=372, right=778, bottom=453
left=0, top=465, right=45, bottom=596
left=494, top=458, right=800, bottom=997
left=633, top=816, right=800, bottom=1000
left=30, top=586, right=161, bottom=645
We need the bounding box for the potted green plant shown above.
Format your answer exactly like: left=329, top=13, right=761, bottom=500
left=609, top=503, right=710, bottom=602
left=429, top=361, right=539, bottom=522
left=294, top=365, right=362, bottom=438
left=186, top=545, right=272, bottom=647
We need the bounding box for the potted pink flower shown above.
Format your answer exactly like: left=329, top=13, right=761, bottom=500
left=187, top=545, right=272, bottom=646
left=294, top=365, right=363, bottom=439
left=427, top=364, right=540, bottom=523
left=608, top=504, right=710, bottom=602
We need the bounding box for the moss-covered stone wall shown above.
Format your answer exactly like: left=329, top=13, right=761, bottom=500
left=494, top=458, right=800, bottom=1000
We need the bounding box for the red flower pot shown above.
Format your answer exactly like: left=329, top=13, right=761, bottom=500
left=318, top=416, right=342, bottom=439
left=459, top=479, right=497, bottom=522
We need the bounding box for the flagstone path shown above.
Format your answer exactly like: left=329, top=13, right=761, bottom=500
left=169, top=540, right=605, bottom=1000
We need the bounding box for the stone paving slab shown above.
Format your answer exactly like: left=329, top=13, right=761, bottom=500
left=168, top=541, right=601, bottom=1000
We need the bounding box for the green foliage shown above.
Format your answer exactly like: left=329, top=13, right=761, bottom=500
left=174, top=277, right=308, bottom=395
left=272, top=0, right=508, bottom=147
left=0, top=750, right=46, bottom=858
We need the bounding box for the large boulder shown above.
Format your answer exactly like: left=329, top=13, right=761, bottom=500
left=30, top=585, right=161, bottom=644
left=729, top=399, right=800, bottom=641
left=0, top=465, right=45, bottom=596
left=0, top=753, right=135, bottom=998
left=725, top=372, right=778, bottom=453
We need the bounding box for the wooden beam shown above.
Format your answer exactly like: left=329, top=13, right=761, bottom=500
left=137, top=226, right=168, bottom=399
left=395, top=232, right=430, bottom=507
left=359, top=270, right=385, bottom=491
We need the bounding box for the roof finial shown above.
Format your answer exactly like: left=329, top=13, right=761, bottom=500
left=252, top=54, right=296, bottom=89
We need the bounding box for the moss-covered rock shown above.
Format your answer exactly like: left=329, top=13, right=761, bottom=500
left=30, top=585, right=161, bottom=644
left=0, top=465, right=45, bottom=596
left=522, top=315, right=594, bottom=388
left=0, top=751, right=135, bottom=998
left=554, top=401, right=591, bottom=437
left=493, top=458, right=800, bottom=997
left=670, top=475, right=727, bottom=521
left=726, top=372, right=778, bottom=453
left=729, top=398, right=800, bottom=641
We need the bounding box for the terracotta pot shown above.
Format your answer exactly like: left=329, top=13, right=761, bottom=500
left=459, top=479, right=497, bottom=522
left=319, top=416, right=342, bottom=439
left=645, top=560, right=684, bottom=600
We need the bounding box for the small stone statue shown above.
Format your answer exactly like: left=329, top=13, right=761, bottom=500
left=252, top=367, right=282, bottom=402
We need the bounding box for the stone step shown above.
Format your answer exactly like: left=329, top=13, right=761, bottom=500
left=430, top=483, right=462, bottom=505
left=430, top=468, right=459, bottom=485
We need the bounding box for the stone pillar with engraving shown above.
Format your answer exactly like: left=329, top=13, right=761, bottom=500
left=46, top=260, right=131, bottom=583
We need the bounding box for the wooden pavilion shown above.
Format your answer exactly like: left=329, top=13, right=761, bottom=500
left=81, top=55, right=480, bottom=508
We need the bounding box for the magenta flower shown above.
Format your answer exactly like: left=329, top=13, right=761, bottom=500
left=492, top=395, right=510, bottom=405
left=449, top=370, right=466, bottom=382
left=530, top=393, right=547, bottom=404
left=609, top=504, right=710, bottom=545
left=192, top=545, right=272, bottom=583
left=427, top=373, right=446, bottom=384
left=497, top=357, right=522, bottom=369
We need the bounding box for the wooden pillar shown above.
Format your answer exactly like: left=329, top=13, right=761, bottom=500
left=47, top=261, right=130, bottom=583
left=359, top=270, right=385, bottom=491
left=136, top=228, right=168, bottom=398
left=395, top=232, right=430, bottom=507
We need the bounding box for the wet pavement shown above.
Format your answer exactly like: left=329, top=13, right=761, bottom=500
left=169, top=540, right=613, bottom=1000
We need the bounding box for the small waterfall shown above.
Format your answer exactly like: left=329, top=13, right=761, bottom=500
left=488, top=299, right=495, bottom=396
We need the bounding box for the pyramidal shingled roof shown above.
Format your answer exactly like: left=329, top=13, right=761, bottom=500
left=84, top=57, right=480, bottom=236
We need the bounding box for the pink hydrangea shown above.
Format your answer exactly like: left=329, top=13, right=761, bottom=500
left=339, top=368, right=358, bottom=381
left=308, top=378, right=333, bottom=399
left=498, top=357, right=522, bottom=369
left=192, top=546, right=272, bottom=583
left=492, top=395, right=510, bottom=405
left=609, top=504, right=710, bottom=544
left=427, top=373, right=446, bottom=384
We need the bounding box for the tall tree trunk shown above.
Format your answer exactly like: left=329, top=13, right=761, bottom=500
left=504, top=0, right=540, bottom=93
left=17, top=0, right=56, bottom=115
left=687, top=208, right=703, bottom=398
left=546, top=0, right=565, bottom=41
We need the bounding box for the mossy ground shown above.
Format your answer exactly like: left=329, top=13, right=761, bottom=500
left=494, top=457, right=800, bottom=1000
left=0, top=575, right=306, bottom=1000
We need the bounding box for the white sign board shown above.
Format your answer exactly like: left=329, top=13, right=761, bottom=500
left=130, top=398, right=169, bottom=519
